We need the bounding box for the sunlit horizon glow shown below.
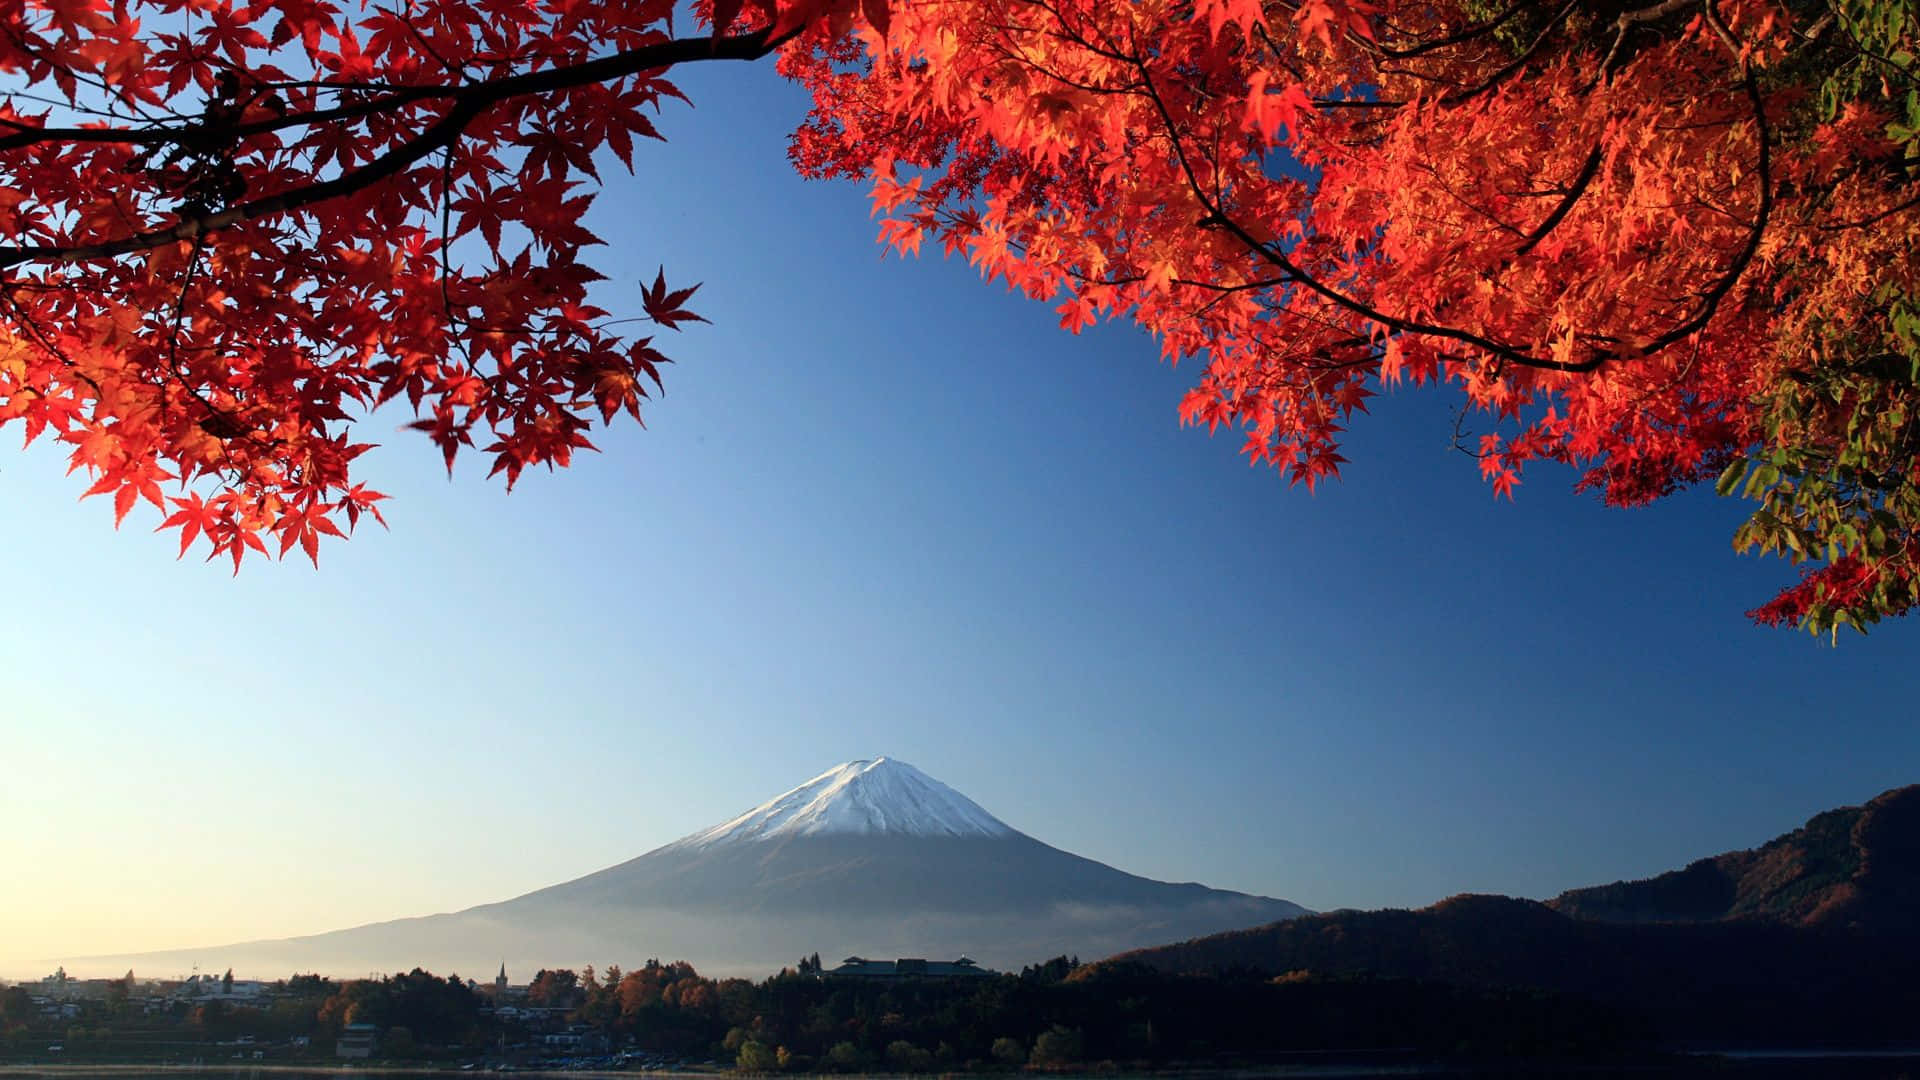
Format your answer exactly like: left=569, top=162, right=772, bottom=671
left=4, top=62, right=1917, bottom=983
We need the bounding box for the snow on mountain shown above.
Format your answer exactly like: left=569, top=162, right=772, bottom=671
left=670, top=757, right=1016, bottom=848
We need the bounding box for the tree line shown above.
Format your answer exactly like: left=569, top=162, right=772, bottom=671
left=2, top=957, right=1648, bottom=1069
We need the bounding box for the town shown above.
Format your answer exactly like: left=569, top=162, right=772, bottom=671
left=0, top=954, right=1645, bottom=1072
left=2, top=963, right=683, bottom=1069
left=0, top=956, right=1077, bottom=1072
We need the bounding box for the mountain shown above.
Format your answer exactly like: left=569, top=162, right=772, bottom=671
left=89, top=757, right=1307, bottom=978
left=1547, top=783, right=1920, bottom=931
left=1099, top=786, right=1920, bottom=1045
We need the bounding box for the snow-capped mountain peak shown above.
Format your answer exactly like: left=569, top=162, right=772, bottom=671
left=671, top=757, right=1017, bottom=848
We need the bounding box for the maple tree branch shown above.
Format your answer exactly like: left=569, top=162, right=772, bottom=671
left=1513, top=142, right=1603, bottom=257
left=1, top=96, right=489, bottom=268
left=1598, top=0, right=1700, bottom=81
left=1368, top=0, right=1537, bottom=59
left=162, top=234, right=207, bottom=397
left=0, top=289, right=101, bottom=395
left=1614, top=2, right=1773, bottom=360
left=1417, top=160, right=1527, bottom=236
left=397, top=2, right=478, bottom=85
left=1132, top=51, right=1565, bottom=371
left=155, top=233, right=267, bottom=476
left=978, top=34, right=1143, bottom=96
left=1701, top=0, right=1744, bottom=59
left=1825, top=1, right=1920, bottom=87
left=1128, top=3, right=1776, bottom=378
left=0, top=88, right=141, bottom=124
left=1439, top=0, right=1581, bottom=104
left=0, top=24, right=800, bottom=270
left=0, top=24, right=790, bottom=152
left=1448, top=394, right=1486, bottom=457
left=1816, top=188, right=1920, bottom=231
left=0, top=18, right=171, bottom=126
left=1281, top=0, right=1581, bottom=112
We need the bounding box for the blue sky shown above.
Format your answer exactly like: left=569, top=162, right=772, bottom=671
left=2, top=61, right=1916, bottom=978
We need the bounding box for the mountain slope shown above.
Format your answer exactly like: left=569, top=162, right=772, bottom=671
left=1547, top=784, right=1920, bottom=930
left=85, top=758, right=1307, bottom=978
left=520, top=831, right=1276, bottom=915
left=1101, top=786, right=1920, bottom=1045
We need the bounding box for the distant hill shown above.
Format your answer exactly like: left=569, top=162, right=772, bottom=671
left=1105, top=787, right=1920, bottom=1045
left=1548, top=784, right=1920, bottom=931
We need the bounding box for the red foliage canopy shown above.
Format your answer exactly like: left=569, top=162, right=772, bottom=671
left=0, top=0, right=815, bottom=568
left=783, top=0, right=1919, bottom=632
left=0, top=0, right=1914, bottom=630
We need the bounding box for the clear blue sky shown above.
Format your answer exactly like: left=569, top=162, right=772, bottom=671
left=2, top=61, right=1915, bottom=978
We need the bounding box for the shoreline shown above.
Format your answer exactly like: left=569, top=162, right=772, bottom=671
left=7, top=1047, right=1920, bottom=1080
left=10, top=1053, right=1920, bottom=1080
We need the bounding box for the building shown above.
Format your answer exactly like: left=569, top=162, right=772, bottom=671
left=481, top=963, right=526, bottom=1005
left=165, top=973, right=268, bottom=1004
left=336, top=1023, right=378, bottom=1059
left=542, top=1026, right=607, bottom=1052
left=826, top=956, right=994, bottom=979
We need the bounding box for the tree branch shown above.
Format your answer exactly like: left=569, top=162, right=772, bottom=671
left=0, top=23, right=799, bottom=269
left=1513, top=142, right=1603, bottom=257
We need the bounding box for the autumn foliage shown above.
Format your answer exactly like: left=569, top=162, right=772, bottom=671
left=786, top=0, right=1920, bottom=633
left=0, top=0, right=1913, bottom=631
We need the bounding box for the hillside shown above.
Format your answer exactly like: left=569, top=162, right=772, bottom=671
left=1106, top=786, right=1920, bottom=1044
left=1548, top=785, right=1920, bottom=930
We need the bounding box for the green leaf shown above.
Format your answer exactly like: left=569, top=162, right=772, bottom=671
left=1715, top=459, right=1748, bottom=497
